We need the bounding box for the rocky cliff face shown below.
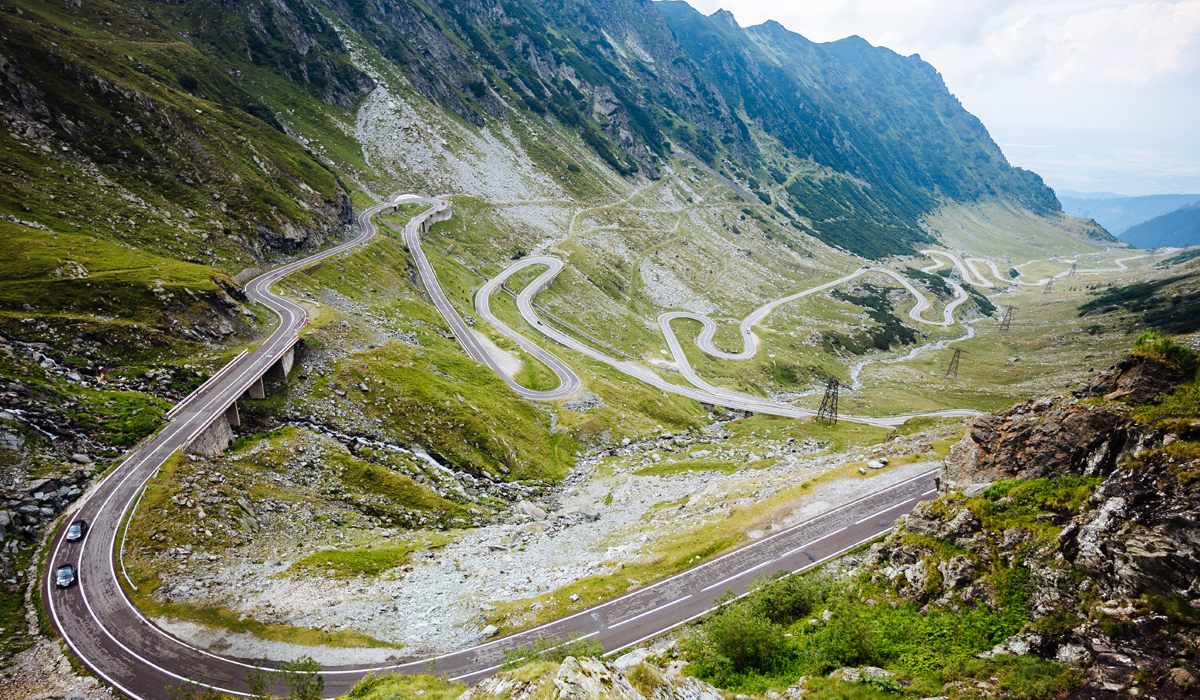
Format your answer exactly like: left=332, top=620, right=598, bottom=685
left=864, top=348, right=1200, bottom=698
left=936, top=354, right=1184, bottom=495
left=1059, top=446, right=1200, bottom=601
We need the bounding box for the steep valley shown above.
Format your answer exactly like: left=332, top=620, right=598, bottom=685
left=0, top=1, right=1198, bottom=699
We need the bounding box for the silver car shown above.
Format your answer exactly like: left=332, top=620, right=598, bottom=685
left=55, top=564, right=76, bottom=589
left=66, top=520, right=87, bottom=542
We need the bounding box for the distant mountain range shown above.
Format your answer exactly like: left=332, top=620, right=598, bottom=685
left=1056, top=189, right=1127, bottom=200
left=1120, top=204, right=1200, bottom=250
left=1057, top=192, right=1200, bottom=235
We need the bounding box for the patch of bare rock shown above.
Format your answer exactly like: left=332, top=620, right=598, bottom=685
left=460, top=655, right=724, bottom=700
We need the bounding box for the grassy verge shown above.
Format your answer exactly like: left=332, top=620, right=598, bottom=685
left=633, top=459, right=742, bottom=477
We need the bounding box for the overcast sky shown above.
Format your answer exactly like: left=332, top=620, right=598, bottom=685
left=680, top=0, right=1200, bottom=197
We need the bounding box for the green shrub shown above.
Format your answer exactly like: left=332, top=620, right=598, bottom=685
left=862, top=676, right=904, bottom=694
left=1134, top=333, right=1199, bottom=379
left=1137, top=384, right=1200, bottom=424
left=747, top=571, right=834, bottom=626
left=705, top=605, right=792, bottom=677
left=796, top=604, right=876, bottom=673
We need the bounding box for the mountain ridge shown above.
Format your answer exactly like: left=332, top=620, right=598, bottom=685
left=1120, top=202, right=1200, bottom=250
left=1058, top=192, right=1200, bottom=235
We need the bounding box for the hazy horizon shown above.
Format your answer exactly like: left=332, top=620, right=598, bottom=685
left=678, top=0, right=1200, bottom=198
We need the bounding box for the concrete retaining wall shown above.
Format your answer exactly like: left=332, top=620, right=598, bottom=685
left=417, top=204, right=453, bottom=235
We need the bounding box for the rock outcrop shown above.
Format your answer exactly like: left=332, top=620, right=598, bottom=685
left=937, top=352, right=1187, bottom=495
left=938, top=398, right=1145, bottom=495
left=1077, top=352, right=1188, bottom=405
left=1058, top=448, right=1200, bottom=600
left=893, top=348, right=1200, bottom=698
left=457, top=657, right=726, bottom=700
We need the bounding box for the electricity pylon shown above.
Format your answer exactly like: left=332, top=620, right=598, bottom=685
left=999, top=306, right=1013, bottom=332
left=946, top=348, right=967, bottom=378
left=816, top=376, right=839, bottom=426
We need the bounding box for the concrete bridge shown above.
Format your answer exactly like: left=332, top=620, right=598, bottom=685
left=175, top=194, right=452, bottom=457
left=181, top=337, right=301, bottom=455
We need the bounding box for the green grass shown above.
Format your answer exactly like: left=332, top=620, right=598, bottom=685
left=69, top=390, right=171, bottom=446
left=287, top=535, right=452, bottom=580
left=0, top=223, right=233, bottom=328
left=634, top=459, right=741, bottom=476
left=316, top=341, right=574, bottom=481
left=347, top=672, right=467, bottom=700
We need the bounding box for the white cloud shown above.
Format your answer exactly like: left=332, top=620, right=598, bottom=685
left=680, top=1, right=1200, bottom=194
left=683, top=1, right=1200, bottom=86
left=1042, top=2, right=1200, bottom=85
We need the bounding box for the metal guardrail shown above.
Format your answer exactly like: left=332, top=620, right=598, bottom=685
left=165, top=350, right=248, bottom=419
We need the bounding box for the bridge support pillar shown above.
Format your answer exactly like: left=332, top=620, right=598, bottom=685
left=268, top=345, right=294, bottom=380
left=189, top=412, right=235, bottom=456
left=245, top=376, right=265, bottom=400
left=700, top=402, right=714, bottom=412
left=224, top=402, right=240, bottom=428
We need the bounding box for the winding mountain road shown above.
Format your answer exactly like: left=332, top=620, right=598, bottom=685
left=44, top=195, right=1086, bottom=699
left=43, top=196, right=446, bottom=698
left=477, top=255, right=980, bottom=427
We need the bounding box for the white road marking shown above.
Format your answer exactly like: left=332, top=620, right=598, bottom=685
left=607, top=596, right=693, bottom=630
